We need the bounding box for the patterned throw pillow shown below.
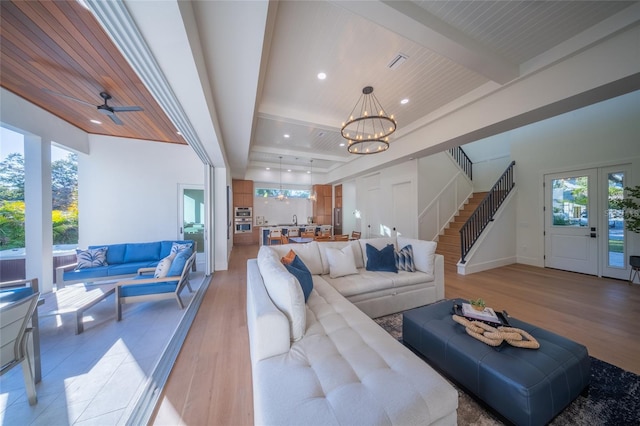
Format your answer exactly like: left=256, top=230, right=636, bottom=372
left=170, top=242, right=192, bottom=255
left=154, top=253, right=177, bottom=278
left=76, top=247, right=108, bottom=269
left=395, top=244, right=416, bottom=272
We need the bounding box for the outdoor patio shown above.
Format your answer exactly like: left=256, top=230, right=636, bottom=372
left=0, top=270, right=206, bottom=425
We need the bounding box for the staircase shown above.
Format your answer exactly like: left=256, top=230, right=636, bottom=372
left=436, top=192, right=487, bottom=267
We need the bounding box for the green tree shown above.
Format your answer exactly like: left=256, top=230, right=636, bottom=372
left=52, top=153, right=78, bottom=209
left=0, top=152, right=25, bottom=201
left=0, top=201, right=25, bottom=249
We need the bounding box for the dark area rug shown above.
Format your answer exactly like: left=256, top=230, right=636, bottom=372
left=374, top=313, right=640, bottom=425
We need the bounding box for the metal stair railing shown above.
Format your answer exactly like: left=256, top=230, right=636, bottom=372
left=448, top=146, right=473, bottom=180
left=460, top=161, right=515, bottom=263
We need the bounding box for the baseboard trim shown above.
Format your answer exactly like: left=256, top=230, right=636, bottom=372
left=457, top=256, right=516, bottom=275
left=126, top=274, right=212, bottom=425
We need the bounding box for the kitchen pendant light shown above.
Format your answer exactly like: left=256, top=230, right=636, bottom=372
left=277, top=156, right=286, bottom=201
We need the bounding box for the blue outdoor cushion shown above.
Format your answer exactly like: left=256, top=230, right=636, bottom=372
left=91, top=243, right=127, bottom=265
left=160, top=240, right=194, bottom=259
left=0, top=287, right=34, bottom=304
left=64, top=265, right=110, bottom=281
left=123, top=242, right=161, bottom=263
left=167, top=249, right=192, bottom=277
left=107, top=262, right=157, bottom=276
left=284, top=255, right=313, bottom=302
left=119, top=275, right=178, bottom=297
left=366, top=243, right=398, bottom=273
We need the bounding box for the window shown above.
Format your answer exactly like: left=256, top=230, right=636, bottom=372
left=255, top=188, right=311, bottom=199
left=51, top=146, right=78, bottom=246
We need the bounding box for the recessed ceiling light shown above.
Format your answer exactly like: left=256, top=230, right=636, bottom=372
left=307, top=171, right=311, bottom=174
left=287, top=169, right=292, bottom=172
left=176, top=131, right=182, bottom=136
left=90, top=119, right=102, bottom=124
left=266, top=167, right=270, bottom=170
left=339, top=143, right=345, bottom=147
left=284, top=134, right=290, bottom=138
left=317, top=72, right=326, bottom=80
left=401, top=98, right=409, bottom=105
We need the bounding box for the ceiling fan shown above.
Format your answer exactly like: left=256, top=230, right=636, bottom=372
left=44, top=89, right=143, bottom=125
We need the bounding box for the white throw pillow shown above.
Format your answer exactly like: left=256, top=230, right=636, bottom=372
left=397, top=237, right=437, bottom=275
left=154, top=252, right=176, bottom=278
left=326, top=245, right=359, bottom=279
left=257, top=246, right=306, bottom=341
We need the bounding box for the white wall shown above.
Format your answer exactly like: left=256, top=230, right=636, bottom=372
left=510, top=91, right=640, bottom=267
left=417, top=152, right=472, bottom=240
left=356, top=161, right=418, bottom=239
left=341, top=180, right=357, bottom=235
left=79, top=135, right=205, bottom=245
left=253, top=192, right=313, bottom=226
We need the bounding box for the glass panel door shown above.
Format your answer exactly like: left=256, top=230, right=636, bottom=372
left=180, top=186, right=204, bottom=254
left=544, top=170, right=598, bottom=275
left=601, top=167, right=629, bottom=280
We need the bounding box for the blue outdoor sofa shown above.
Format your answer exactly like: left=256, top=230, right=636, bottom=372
left=56, top=240, right=196, bottom=287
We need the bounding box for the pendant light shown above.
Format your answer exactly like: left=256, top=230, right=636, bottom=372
left=277, top=156, right=286, bottom=201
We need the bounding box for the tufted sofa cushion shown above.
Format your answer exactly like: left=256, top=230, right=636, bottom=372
left=253, top=277, right=458, bottom=425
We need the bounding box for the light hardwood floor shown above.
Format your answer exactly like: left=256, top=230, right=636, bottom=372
left=151, top=245, right=640, bottom=425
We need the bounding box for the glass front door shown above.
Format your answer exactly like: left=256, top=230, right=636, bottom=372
left=544, top=165, right=630, bottom=279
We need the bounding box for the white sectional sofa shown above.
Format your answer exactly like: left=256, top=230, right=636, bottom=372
left=246, top=236, right=458, bottom=425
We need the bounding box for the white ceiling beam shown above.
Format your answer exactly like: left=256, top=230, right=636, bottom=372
left=248, top=161, right=332, bottom=174
left=332, top=0, right=519, bottom=85
left=251, top=145, right=351, bottom=163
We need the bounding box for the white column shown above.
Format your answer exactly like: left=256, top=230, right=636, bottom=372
left=24, top=136, right=53, bottom=292
left=214, top=166, right=230, bottom=271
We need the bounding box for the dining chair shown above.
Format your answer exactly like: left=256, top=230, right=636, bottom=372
left=334, top=234, right=349, bottom=241
left=301, top=230, right=315, bottom=238
left=268, top=229, right=284, bottom=245
left=314, top=235, right=331, bottom=241
left=288, top=228, right=300, bottom=237
left=351, top=231, right=362, bottom=240
left=0, top=292, right=40, bottom=405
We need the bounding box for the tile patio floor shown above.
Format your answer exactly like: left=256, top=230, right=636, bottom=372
left=0, top=271, right=206, bottom=425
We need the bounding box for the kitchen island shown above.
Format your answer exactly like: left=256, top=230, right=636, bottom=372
left=260, top=225, right=331, bottom=245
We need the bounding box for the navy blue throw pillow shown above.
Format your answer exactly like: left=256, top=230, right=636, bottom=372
left=285, top=255, right=313, bottom=302
left=366, top=243, right=398, bottom=273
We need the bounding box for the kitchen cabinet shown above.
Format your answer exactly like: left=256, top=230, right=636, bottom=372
left=232, top=179, right=257, bottom=245
left=312, top=184, right=332, bottom=225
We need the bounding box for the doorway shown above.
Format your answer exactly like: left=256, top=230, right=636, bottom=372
left=178, top=185, right=205, bottom=264
left=544, top=166, right=629, bottom=279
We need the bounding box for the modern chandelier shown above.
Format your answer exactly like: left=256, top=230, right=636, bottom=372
left=277, top=156, right=286, bottom=201
left=308, top=159, right=317, bottom=202
left=341, top=86, right=396, bottom=155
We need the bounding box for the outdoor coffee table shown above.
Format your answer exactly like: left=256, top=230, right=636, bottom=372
left=403, top=298, right=591, bottom=426
left=40, top=283, right=115, bottom=334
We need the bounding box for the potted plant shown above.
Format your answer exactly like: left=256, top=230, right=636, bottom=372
left=469, top=298, right=486, bottom=311
left=610, top=185, right=640, bottom=269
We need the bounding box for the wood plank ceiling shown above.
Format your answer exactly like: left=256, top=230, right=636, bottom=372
left=0, top=0, right=183, bottom=145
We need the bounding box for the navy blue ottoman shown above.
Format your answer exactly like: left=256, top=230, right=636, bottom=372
left=403, top=299, right=591, bottom=426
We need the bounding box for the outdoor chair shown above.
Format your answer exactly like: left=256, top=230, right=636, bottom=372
left=115, top=250, right=196, bottom=321
left=0, top=291, right=40, bottom=405
left=0, top=278, right=41, bottom=382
